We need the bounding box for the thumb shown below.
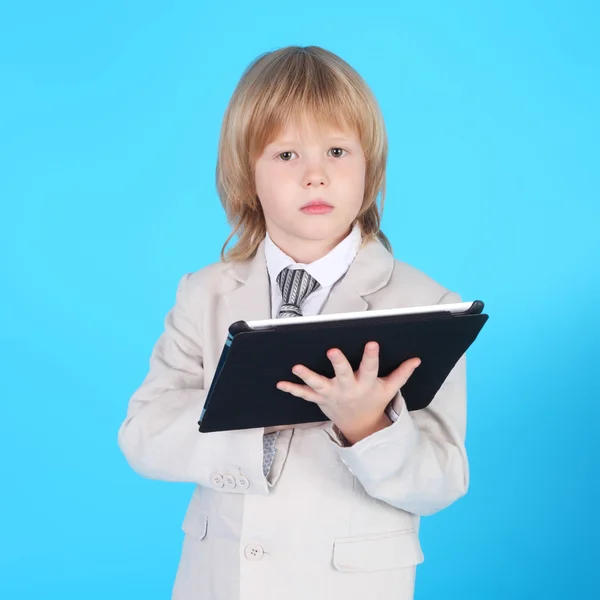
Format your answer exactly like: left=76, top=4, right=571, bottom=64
left=382, top=358, right=421, bottom=392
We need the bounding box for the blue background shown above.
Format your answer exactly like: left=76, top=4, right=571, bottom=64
left=1, top=1, right=598, bottom=598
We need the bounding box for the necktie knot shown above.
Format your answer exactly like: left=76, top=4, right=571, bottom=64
left=276, top=268, right=320, bottom=318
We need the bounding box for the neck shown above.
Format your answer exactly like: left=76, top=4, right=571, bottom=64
left=267, top=228, right=352, bottom=264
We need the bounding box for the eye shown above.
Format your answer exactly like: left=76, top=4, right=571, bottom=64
left=276, top=148, right=348, bottom=161
left=329, top=147, right=348, bottom=158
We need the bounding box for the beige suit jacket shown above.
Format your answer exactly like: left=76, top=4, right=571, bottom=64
left=117, top=236, right=469, bottom=600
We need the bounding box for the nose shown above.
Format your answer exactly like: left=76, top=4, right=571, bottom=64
left=303, top=159, right=329, bottom=188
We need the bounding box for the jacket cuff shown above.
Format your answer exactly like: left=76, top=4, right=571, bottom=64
left=325, top=394, right=420, bottom=480
left=324, top=393, right=403, bottom=448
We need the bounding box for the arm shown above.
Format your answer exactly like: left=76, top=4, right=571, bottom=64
left=325, top=291, right=469, bottom=516
left=117, top=273, right=272, bottom=494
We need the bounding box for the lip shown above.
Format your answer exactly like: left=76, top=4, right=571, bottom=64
left=301, top=199, right=333, bottom=209
left=301, top=204, right=333, bottom=215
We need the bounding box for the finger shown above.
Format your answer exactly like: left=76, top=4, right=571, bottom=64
left=291, top=364, right=331, bottom=394
left=327, top=348, right=355, bottom=390
left=382, top=358, right=421, bottom=392
left=276, top=381, right=321, bottom=403
left=357, top=341, right=380, bottom=383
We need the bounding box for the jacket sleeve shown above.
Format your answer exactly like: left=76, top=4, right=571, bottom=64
left=117, top=273, right=274, bottom=495
left=324, top=291, right=470, bottom=516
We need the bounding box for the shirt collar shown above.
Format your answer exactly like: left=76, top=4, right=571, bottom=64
left=264, top=222, right=363, bottom=291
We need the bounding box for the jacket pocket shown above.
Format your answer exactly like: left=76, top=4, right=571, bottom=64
left=181, top=508, right=208, bottom=541
left=333, top=528, right=424, bottom=573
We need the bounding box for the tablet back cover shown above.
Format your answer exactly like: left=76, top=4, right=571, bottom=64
left=198, top=309, right=488, bottom=433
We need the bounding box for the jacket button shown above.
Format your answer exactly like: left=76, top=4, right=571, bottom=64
left=236, top=475, right=249, bottom=489
left=224, top=474, right=237, bottom=489
left=210, top=473, right=224, bottom=488
left=244, top=544, right=264, bottom=561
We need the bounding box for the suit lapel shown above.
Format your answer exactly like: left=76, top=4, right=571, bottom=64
left=320, top=236, right=395, bottom=315
left=320, top=280, right=368, bottom=315
left=222, top=234, right=395, bottom=324
left=223, top=240, right=272, bottom=326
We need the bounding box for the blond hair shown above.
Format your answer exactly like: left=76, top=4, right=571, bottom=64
left=216, top=45, right=392, bottom=262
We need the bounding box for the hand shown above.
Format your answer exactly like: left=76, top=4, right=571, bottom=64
left=276, top=342, right=421, bottom=440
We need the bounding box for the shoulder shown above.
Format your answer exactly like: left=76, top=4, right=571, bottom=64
left=390, top=257, right=461, bottom=305
left=177, top=260, right=237, bottom=297
left=371, top=242, right=461, bottom=305
left=175, top=255, right=251, bottom=301
left=359, top=238, right=461, bottom=306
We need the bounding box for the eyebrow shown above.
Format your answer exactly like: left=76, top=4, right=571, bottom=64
left=269, top=137, right=356, bottom=146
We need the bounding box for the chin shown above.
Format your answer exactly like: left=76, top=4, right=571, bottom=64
left=293, top=223, right=347, bottom=240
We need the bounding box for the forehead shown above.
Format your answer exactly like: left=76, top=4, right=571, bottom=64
left=267, top=120, right=359, bottom=145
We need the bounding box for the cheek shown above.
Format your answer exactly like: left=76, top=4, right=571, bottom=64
left=255, top=165, right=292, bottom=220
left=254, top=162, right=269, bottom=197
left=340, top=161, right=366, bottom=196
left=257, top=163, right=295, bottom=197
left=256, top=162, right=286, bottom=197
left=255, top=170, right=276, bottom=213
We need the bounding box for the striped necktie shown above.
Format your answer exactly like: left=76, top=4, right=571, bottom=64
left=262, top=268, right=320, bottom=478
left=276, top=268, right=320, bottom=318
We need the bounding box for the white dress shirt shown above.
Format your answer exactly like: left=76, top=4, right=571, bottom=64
left=264, top=222, right=363, bottom=318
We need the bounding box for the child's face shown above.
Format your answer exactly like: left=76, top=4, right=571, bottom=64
left=254, top=121, right=366, bottom=260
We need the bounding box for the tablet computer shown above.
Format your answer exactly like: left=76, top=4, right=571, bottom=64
left=198, top=300, right=488, bottom=433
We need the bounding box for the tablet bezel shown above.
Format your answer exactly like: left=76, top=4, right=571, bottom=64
left=246, top=300, right=477, bottom=330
